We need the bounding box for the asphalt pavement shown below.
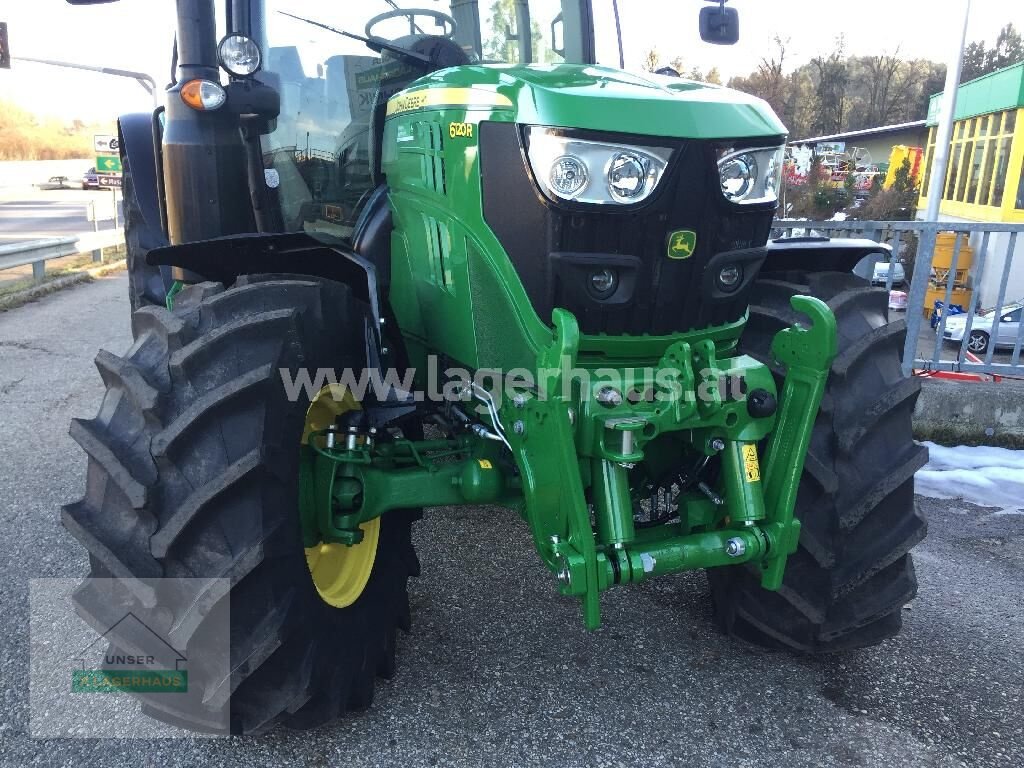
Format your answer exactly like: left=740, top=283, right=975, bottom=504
left=0, top=187, right=122, bottom=245
left=0, top=275, right=1021, bottom=767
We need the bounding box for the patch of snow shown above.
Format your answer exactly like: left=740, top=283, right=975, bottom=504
left=915, top=441, right=1024, bottom=514
left=829, top=211, right=848, bottom=221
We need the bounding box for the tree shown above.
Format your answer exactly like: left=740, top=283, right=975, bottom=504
left=861, top=50, right=904, bottom=126
left=0, top=98, right=108, bottom=160
left=987, top=23, right=1024, bottom=73
left=855, top=158, right=919, bottom=221
left=961, top=40, right=988, bottom=82
left=726, top=40, right=947, bottom=137
left=917, top=61, right=946, bottom=117
left=810, top=37, right=850, bottom=135
left=957, top=23, right=1024, bottom=84
left=641, top=48, right=661, bottom=72
left=756, top=36, right=789, bottom=118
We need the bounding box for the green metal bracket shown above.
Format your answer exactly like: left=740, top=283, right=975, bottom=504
left=165, top=280, right=184, bottom=311
left=758, top=295, right=838, bottom=590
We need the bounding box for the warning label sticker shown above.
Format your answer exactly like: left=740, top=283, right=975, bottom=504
left=742, top=444, right=761, bottom=483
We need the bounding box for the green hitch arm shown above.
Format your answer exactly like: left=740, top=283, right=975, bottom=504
left=512, top=309, right=604, bottom=630
left=759, top=295, right=838, bottom=590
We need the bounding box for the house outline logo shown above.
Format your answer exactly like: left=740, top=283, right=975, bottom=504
left=69, top=611, right=189, bottom=693
left=71, top=611, right=187, bottom=670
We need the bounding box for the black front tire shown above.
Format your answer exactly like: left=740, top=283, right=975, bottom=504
left=708, top=271, right=928, bottom=652
left=63, top=276, right=419, bottom=733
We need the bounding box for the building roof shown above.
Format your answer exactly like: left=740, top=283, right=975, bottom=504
left=791, top=120, right=928, bottom=146
left=926, top=60, right=1024, bottom=125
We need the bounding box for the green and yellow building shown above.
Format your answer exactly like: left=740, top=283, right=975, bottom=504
left=919, top=60, right=1024, bottom=223
left=918, top=61, right=1024, bottom=309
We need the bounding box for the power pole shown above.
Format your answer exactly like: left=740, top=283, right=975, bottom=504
left=923, top=0, right=971, bottom=222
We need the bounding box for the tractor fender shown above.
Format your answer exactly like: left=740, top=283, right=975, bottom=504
left=146, top=232, right=388, bottom=354
left=117, top=112, right=169, bottom=249
left=763, top=237, right=892, bottom=277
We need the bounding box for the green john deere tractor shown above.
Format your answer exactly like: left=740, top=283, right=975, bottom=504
left=63, top=0, right=927, bottom=734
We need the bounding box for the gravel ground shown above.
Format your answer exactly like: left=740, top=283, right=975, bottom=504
left=0, top=275, right=1021, bottom=767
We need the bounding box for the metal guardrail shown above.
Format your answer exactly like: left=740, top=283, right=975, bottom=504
left=773, top=220, right=1024, bottom=377
left=0, top=229, right=125, bottom=281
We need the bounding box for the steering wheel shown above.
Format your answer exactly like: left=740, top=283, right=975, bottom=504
left=365, top=8, right=458, bottom=40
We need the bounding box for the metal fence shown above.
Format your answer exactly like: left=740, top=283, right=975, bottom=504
left=0, top=229, right=125, bottom=281
left=773, top=219, right=1024, bottom=378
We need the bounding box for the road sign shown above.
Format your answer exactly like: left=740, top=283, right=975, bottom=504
left=96, top=155, right=122, bottom=173
left=98, top=175, right=122, bottom=188
left=0, top=23, right=9, bottom=70
left=94, top=134, right=119, bottom=154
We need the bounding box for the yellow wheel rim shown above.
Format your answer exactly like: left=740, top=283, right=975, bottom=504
left=302, top=384, right=380, bottom=608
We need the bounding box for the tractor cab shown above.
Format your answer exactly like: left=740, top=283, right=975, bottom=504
left=257, top=1, right=604, bottom=237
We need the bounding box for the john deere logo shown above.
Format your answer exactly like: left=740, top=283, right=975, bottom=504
left=667, top=230, right=697, bottom=260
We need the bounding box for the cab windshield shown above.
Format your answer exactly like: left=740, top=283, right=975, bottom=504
left=260, top=0, right=595, bottom=236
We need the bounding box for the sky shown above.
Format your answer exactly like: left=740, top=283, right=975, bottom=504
left=1, top=0, right=1023, bottom=122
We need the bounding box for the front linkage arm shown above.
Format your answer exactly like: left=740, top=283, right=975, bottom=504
left=757, top=295, right=838, bottom=589
left=507, top=297, right=837, bottom=629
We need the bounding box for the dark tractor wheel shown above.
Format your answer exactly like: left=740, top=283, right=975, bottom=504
left=966, top=329, right=990, bottom=354
left=62, top=276, right=419, bottom=733
left=708, top=271, right=928, bottom=652
left=122, top=157, right=167, bottom=311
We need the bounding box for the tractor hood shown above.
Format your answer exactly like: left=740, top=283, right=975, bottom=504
left=396, top=63, right=787, bottom=140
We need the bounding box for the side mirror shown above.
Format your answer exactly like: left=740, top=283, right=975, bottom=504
left=699, top=3, right=739, bottom=45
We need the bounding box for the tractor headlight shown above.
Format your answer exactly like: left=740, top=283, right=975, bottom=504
left=218, top=34, right=261, bottom=77
left=550, top=155, right=589, bottom=199
left=526, top=127, right=672, bottom=205
left=717, top=146, right=785, bottom=204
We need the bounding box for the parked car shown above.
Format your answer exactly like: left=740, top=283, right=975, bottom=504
left=869, top=257, right=906, bottom=287
left=941, top=304, right=1023, bottom=354
left=850, top=250, right=906, bottom=287
left=81, top=167, right=100, bottom=190
left=38, top=175, right=71, bottom=190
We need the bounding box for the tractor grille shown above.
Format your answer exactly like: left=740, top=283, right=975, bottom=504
left=479, top=121, right=779, bottom=336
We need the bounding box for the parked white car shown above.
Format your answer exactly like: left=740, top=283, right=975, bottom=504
left=870, top=258, right=906, bottom=287
left=941, top=304, right=1023, bottom=354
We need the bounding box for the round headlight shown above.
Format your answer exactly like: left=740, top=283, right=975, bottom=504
left=589, top=268, right=618, bottom=298
left=717, top=264, right=743, bottom=292
left=607, top=153, right=647, bottom=200
left=549, top=155, right=589, bottom=199
left=218, top=34, right=261, bottom=77
left=720, top=153, right=757, bottom=201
